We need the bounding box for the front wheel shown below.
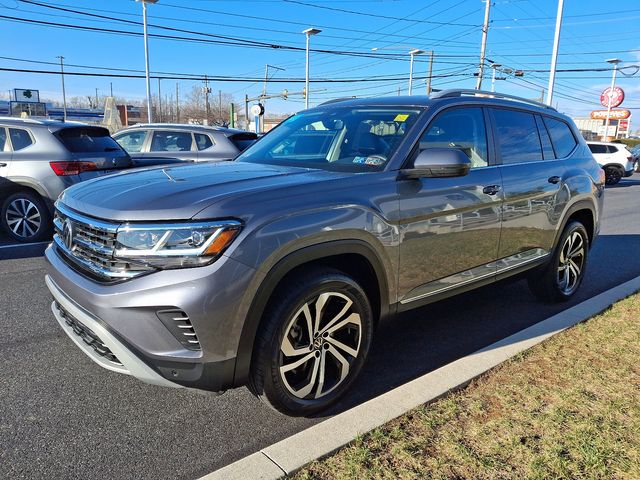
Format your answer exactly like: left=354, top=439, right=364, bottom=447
left=248, top=268, right=374, bottom=416
left=528, top=221, right=589, bottom=302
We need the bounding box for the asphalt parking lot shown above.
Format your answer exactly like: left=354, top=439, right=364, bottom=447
left=1, top=174, right=639, bottom=480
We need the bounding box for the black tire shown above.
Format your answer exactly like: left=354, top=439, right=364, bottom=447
left=1, top=191, right=52, bottom=243
left=248, top=268, right=374, bottom=416
left=604, top=166, right=622, bottom=185
left=528, top=221, right=589, bottom=302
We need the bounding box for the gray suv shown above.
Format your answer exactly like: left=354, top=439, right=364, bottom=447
left=113, top=123, right=258, bottom=163
left=0, top=118, right=132, bottom=242
left=45, top=90, right=604, bottom=416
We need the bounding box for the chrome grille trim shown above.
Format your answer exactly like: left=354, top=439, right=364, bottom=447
left=53, top=203, right=153, bottom=281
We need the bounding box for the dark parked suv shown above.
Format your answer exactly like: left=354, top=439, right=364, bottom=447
left=45, top=90, right=604, bottom=416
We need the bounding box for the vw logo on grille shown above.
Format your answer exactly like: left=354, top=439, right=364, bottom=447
left=62, top=219, right=75, bottom=251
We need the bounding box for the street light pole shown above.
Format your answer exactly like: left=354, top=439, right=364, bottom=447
left=137, top=0, right=157, bottom=123
left=303, top=28, right=321, bottom=109
left=408, top=49, right=424, bottom=95
left=56, top=55, right=67, bottom=121
left=426, top=50, right=434, bottom=95
left=603, top=58, right=622, bottom=141
left=476, top=0, right=491, bottom=90
left=546, top=0, right=564, bottom=106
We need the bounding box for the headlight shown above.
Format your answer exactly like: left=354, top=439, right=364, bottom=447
left=114, top=220, right=241, bottom=269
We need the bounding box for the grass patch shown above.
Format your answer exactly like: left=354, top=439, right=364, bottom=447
left=295, top=293, right=640, bottom=480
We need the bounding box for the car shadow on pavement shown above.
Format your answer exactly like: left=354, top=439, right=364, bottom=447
left=0, top=241, right=50, bottom=261
left=607, top=179, right=640, bottom=188
left=318, top=233, right=640, bottom=418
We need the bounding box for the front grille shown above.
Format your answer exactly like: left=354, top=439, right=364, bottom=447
left=53, top=204, right=152, bottom=281
left=54, top=302, right=122, bottom=366
left=156, top=309, right=201, bottom=351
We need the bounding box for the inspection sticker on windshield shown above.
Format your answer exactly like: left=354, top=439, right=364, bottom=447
left=394, top=114, right=410, bottom=122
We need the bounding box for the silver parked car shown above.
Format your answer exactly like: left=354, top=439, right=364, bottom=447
left=112, top=123, right=258, bottom=163
left=0, top=118, right=132, bottom=242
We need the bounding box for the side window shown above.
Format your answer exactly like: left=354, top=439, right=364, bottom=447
left=606, top=145, right=618, bottom=154
left=419, top=107, right=488, bottom=168
left=9, top=128, right=33, bottom=151
left=535, top=116, right=555, bottom=160
left=194, top=133, right=213, bottom=151
left=114, top=131, right=147, bottom=153
left=150, top=131, right=193, bottom=152
left=0, top=128, right=6, bottom=151
left=492, top=109, right=542, bottom=164
left=588, top=144, right=607, bottom=154
left=543, top=117, right=577, bottom=158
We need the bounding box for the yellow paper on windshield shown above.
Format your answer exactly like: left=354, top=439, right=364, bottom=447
left=394, top=114, right=410, bottom=122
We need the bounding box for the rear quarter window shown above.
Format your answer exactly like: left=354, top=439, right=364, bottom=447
left=9, top=128, right=33, bottom=151
left=543, top=117, right=577, bottom=158
left=56, top=127, right=123, bottom=153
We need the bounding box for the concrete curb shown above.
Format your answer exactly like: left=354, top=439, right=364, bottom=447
left=201, top=275, right=640, bottom=480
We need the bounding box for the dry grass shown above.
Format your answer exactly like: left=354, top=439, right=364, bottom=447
left=295, top=293, right=640, bottom=480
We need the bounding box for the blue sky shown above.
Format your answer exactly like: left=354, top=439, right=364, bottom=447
left=1, top=0, right=639, bottom=119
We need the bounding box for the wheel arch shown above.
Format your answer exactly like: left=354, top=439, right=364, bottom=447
left=232, top=240, right=390, bottom=387
left=554, top=200, right=596, bottom=248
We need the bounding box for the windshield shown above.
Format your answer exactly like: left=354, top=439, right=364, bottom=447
left=236, top=107, right=422, bottom=172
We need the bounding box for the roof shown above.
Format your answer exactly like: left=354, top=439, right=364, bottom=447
left=0, top=117, right=93, bottom=129
left=586, top=140, right=624, bottom=146
left=121, top=123, right=248, bottom=135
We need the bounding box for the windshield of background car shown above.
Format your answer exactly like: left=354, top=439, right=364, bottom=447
left=236, top=107, right=422, bottom=172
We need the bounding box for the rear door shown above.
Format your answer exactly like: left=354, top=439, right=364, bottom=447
left=148, top=130, right=198, bottom=162
left=397, top=106, right=503, bottom=304
left=492, top=108, right=576, bottom=264
left=0, top=127, right=10, bottom=179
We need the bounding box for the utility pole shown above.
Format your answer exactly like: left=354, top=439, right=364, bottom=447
left=203, top=75, right=211, bottom=125
left=175, top=82, right=179, bottom=123
left=157, top=77, right=162, bottom=123
left=110, top=82, right=113, bottom=97
left=426, top=50, right=434, bottom=95
left=546, top=0, right=564, bottom=105
left=137, top=0, right=157, bottom=123
left=56, top=55, right=67, bottom=121
left=476, top=0, right=492, bottom=90
left=245, top=94, right=249, bottom=130
left=95, top=88, right=99, bottom=109
left=219, top=89, right=222, bottom=122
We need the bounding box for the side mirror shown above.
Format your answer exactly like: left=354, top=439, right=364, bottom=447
left=402, top=147, right=471, bottom=179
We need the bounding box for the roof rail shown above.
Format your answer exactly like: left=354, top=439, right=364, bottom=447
left=0, top=116, right=45, bottom=124
left=318, top=97, right=356, bottom=106
left=430, top=89, right=556, bottom=111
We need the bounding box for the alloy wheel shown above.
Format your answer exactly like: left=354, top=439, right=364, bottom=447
left=279, top=292, right=362, bottom=400
left=557, top=231, right=585, bottom=295
left=605, top=167, right=621, bottom=185
left=5, top=198, right=42, bottom=239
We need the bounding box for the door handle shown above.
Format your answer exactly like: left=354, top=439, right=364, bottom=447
left=0, top=163, right=7, bottom=167
left=482, top=185, right=501, bottom=195
left=548, top=176, right=561, bottom=184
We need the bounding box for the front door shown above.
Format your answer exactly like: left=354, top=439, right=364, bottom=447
left=397, top=106, right=503, bottom=305
left=0, top=127, right=11, bottom=179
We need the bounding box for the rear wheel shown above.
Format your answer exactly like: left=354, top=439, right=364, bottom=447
left=248, top=268, right=374, bottom=416
left=604, top=166, right=623, bottom=185
left=528, top=221, right=588, bottom=302
left=1, top=191, right=52, bottom=243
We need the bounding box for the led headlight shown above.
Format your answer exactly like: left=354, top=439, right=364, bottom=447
left=114, top=220, right=241, bottom=269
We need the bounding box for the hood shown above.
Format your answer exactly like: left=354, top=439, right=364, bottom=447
left=58, top=161, right=341, bottom=221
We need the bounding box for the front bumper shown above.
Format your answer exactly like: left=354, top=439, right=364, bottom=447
left=45, top=242, right=256, bottom=391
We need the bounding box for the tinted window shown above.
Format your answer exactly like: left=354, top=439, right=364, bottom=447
left=0, top=128, right=6, bottom=151
left=56, top=127, right=123, bottom=153
left=419, top=107, right=488, bottom=168
left=606, top=145, right=618, bottom=154
left=543, top=117, right=577, bottom=158
left=492, top=109, right=542, bottom=164
left=229, top=132, right=258, bottom=152
left=194, top=133, right=213, bottom=151
left=150, top=131, right=193, bottom=152
left=237, top=107, right=421, bottom=172
left=588, top=144, right=607, bottom=154
left=114, top=130, right=147, bottom=153
left=535, top=116, right=554, bottom=160
left=9, top=128, right=33, bottom=151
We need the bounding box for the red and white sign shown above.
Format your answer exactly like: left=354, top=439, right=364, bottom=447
left=619, top=120, right=629, bottom=131
left=590, top=109, right=631, bottom=120
left=600, top=87, right=625, bottom=108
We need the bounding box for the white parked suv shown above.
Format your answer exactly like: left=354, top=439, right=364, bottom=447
left=587, top=141, right=636, bottom=185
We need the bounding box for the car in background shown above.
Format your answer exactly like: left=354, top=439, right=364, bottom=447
left=0, top=118, right=134, bottom=242
left=113, top=124, right=258, bottom=163
left=587, top=141, right=636, bottom=185
left=630, top=144, right=640, bottom=161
